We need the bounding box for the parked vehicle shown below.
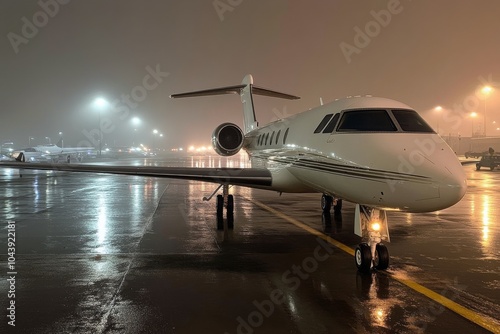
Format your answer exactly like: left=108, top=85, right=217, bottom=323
left=476, top=154, right=500, bottom=170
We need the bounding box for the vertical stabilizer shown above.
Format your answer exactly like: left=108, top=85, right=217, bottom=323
left=240, top=75, right=258, bottom=133
left=170, top=75, right=300, bottom=134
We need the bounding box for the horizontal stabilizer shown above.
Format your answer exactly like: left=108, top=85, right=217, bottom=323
left=252, top=86, right=300, bottom=100
left=170, top=74, right=299, bottom=134
left=170, top=85, right=246, bottom=98
left=171, top=85, right=300, bottom=100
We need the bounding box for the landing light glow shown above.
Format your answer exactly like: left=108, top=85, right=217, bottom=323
left=371, top=222, right=381, bottom=231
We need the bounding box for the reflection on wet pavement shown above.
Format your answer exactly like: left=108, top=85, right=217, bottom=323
left=0, top=157, right=498, bottom=333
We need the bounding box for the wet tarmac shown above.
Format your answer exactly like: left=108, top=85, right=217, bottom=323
left=0, top=156, right=499, bottom=333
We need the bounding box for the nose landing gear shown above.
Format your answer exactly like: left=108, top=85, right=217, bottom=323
left=354, top=205, right=390, bottom=272
left=355, top=243, right=389, bottom=272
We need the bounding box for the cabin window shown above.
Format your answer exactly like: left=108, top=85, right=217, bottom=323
left=276, top=130, right=281, bottom=144
left=322, top=113, right=340, bottom=133
left=283, top=128, right=289, bottom=144
left=392, top=109, right=434, bottom=133
left=270, top=131, right=275, bottom=145
left=265, top=133, right=269, bottom=145
left=314, top=114, right=333, bottom=133
left=337, top=110, right=397, bottom=132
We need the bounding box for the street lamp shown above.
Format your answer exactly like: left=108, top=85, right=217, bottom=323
left=481, top=86, right=493, bottom=136
left=470, top=112, right=477, bottom=137
left=45, top=136, right=51, bottom=145
left=152, top=129, right=159, bottom=151
left=28, top=137, right=34, bottom=146
left=131, top=117, right=141, bottom=146
left=58, top=132, right=63, bottom=148
left=93, top=97, right=109, bottom=156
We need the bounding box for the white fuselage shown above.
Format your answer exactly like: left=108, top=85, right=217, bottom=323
left=243, top=97, right=466, bottom=213
left=11, top=145, right=93, bottom=162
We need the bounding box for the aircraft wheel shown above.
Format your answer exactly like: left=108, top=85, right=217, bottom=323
left=227, top=194, right=234, bottom=229
left=355, top=243, right=372, bottom=273
left=334, top=199, right=343, bottom=215
left=227, top=195, right=234, bottom=214
left=216, top=195, right=224, bottom=230
left=321, top=194, right=333, bottom=213
left=67, top=155, right=71, bottom=163
left=373, top=244, right=389, bottom=270
left=476, top=165, right=480, bottom=171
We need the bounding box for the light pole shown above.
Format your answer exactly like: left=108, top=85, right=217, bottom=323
left=45, top=136, right=51, bottom=145
left=152, top=129, right=158, bottom=151
left=28, top=137, right=34, bottom=146
left=59, top=132, right=63, bottom=148
left=481, top=86, right=493, bottom=136
left=131, top=117, right=141, bottom=146
left=93, top=97, right=109, bottom=156
left=470, top=112, right=477, bottom=137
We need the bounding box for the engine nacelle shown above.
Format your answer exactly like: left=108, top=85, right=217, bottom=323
left=212, top=123, right=244, bottom=156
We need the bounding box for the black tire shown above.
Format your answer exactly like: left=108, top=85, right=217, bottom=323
left=216, top=215, right=224, bottom=230
left=67, top=155, right=71, bottom=163
left=321, top=212, right=332, bottom=233
left=216, top=195, right=224, bottom=230
left=227, top=194, right=234, bottom=229
left=490, top=166, right=494, bottom=171
left=476, top=164, right=481, bottom=170
left=227, top=195, right=234, bottom=214
left=321, top=194, right=333, bottom=213
left=355, top=243, right=372, bottom=273
left=227, top=212, right=234, bottom=229
left=374, top=244, right=389, bottom=270
left=334, top=199, right=343, bottom=215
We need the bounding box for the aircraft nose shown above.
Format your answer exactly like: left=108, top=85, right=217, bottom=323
left=439, top=166, right=467, bottom=208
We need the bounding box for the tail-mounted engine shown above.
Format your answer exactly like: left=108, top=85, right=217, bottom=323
left=212, top=123, right=244, bottom=156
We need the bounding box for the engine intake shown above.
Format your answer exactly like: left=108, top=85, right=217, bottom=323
left=212, top=123, right=244, bottom=156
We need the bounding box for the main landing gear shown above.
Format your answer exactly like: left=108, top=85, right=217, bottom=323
left=321, top=194, right=342, bottom=215
left=205, top=184, right=234, bottom=230
left=354, top=205, right=390, bottom=272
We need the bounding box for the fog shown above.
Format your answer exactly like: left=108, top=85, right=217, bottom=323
left=1, top=0, right=499, bottom=149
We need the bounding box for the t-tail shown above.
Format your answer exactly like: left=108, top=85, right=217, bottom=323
left=170, top=74, right=300, bottom=134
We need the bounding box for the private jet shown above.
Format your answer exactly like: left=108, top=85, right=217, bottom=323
left=0, top=75, right=467, bottom=272
left=11, top=141, right=96, bottom=163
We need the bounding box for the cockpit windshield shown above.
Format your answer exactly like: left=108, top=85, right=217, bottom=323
left=334, top=109, right=434, bottom=133
left=391, top=109, right=434, bottom=133
left=337, top=110, right=397, bottom=132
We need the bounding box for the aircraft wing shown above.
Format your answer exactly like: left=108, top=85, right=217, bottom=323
left=0, top=161, right=272, bottom=187
left=460, top=160, right=478, bottom=166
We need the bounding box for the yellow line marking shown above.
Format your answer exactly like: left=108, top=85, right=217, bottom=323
left=246, top=197, right=500, bottom=334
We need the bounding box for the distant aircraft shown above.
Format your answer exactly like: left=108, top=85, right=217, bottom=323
left=0, top=75, right=467, bottom=272
left=10, top=140, right=96, bottom=163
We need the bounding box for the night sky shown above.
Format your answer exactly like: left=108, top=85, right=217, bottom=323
left=1, top=0, right=500, bottom=149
